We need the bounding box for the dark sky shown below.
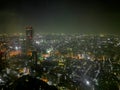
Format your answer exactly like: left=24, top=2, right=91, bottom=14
left=0, top=0, right=120, bottom=34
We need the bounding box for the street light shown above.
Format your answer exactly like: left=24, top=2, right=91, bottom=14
left=86, top=80, right=90, bottom=85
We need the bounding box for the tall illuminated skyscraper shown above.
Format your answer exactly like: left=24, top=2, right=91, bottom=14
left=25, top=26, right=38, bottom=68
left=25, top=26, right=33, bottom=55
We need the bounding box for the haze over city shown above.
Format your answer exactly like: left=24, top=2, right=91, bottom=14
left=0, top=0, right=120, bottom=34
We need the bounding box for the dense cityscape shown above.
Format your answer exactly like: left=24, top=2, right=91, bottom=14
left=0, top=27, right=120, bottom=90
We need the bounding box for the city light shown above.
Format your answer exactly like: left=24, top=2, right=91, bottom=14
left=15, top=46, right=18, bottom=50
left=35, top=41, right=40, bottom=45
left=86, top=80, right=90, bottom=85
left=0, top=33, right=120, bottom=90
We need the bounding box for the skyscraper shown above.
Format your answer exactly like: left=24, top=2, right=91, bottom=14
left=25, top=26, right=33, bottom=55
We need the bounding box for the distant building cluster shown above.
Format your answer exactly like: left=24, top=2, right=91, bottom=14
left=0, top=32, right=120, bottom=90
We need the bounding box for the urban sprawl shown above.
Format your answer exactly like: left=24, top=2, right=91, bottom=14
left=0, top=32, right=120, bottom=90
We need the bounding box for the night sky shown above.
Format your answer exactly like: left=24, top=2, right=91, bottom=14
left=0, top=0, right=120, bottom=34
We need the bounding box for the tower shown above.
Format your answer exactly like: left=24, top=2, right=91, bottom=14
left=25, top=26, right=33, bottom=55
left=25, top=26, right=38, bottom=70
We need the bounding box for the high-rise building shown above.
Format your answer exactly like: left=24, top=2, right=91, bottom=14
left=25, top=26, right=38, bottom=69
left=26, top=26, right=33, bottom=40
left=25, top=26, right=33, bottom=55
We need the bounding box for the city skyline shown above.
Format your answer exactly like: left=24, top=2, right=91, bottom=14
left=0, top=0, right=120, bottom=34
